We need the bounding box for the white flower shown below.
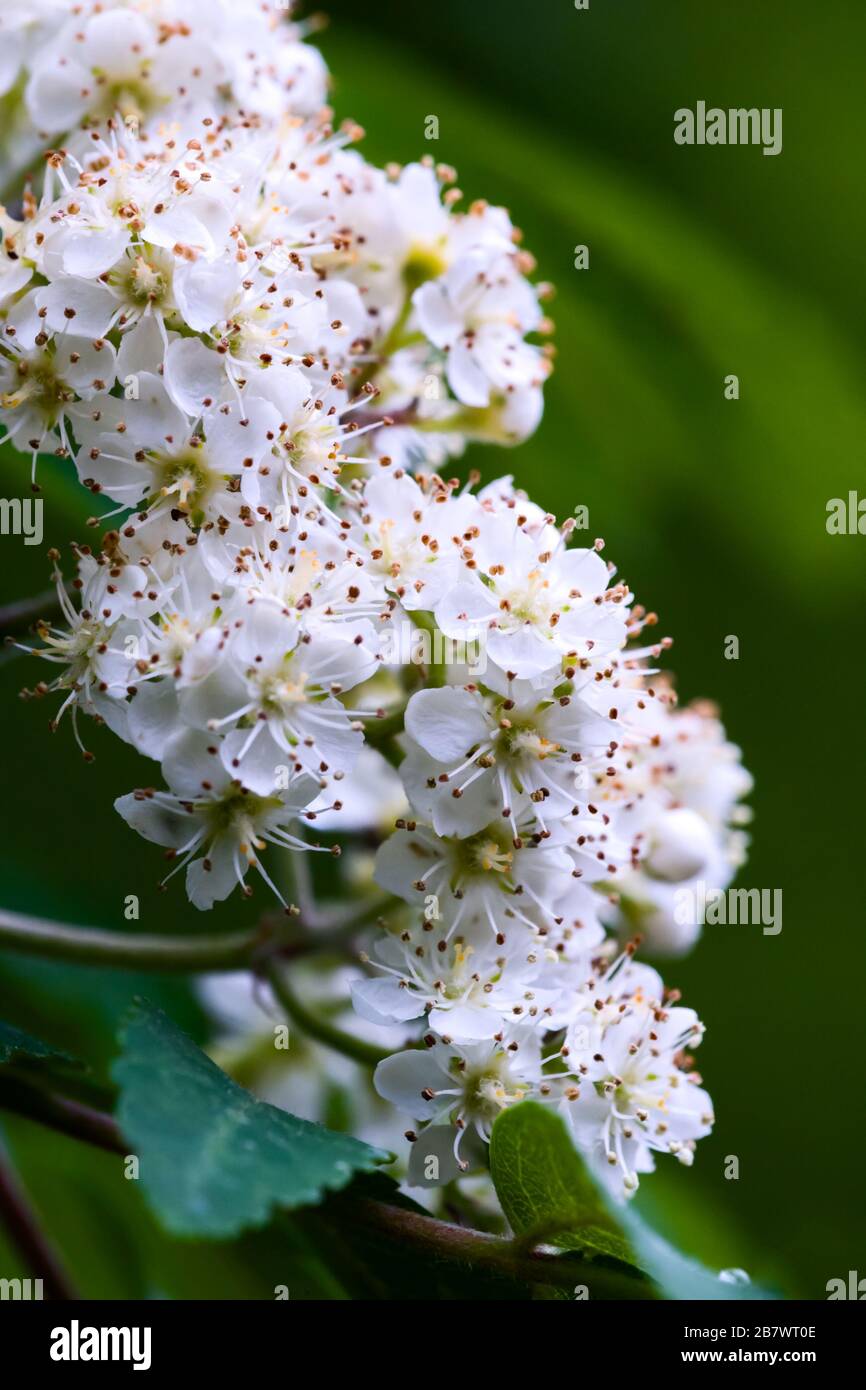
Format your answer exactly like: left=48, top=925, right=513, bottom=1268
left=219, top=372, right=368, bottom=515
left=209, top=597, right=380, bottom=794
left=402, top=667, right=635, bottom=837
left=21, top=561, right=137, bottom=752
left=353, top=915, right=570, bottom=1041
left=21, top=1, right=328, bottom=140
left=560, top=981, right=714, bottom=1198
left=413, top=247, right=546, bottom=408
left=374, top=810, right=614, bottom=939
left=374, top=1026, right=543, bottom=1165
left=114, top=729, right=324, bottom=909
left=7, top=4, right=739, bottom=1223
left=357, top=467, right=482, bottom=612
left=0, top=331, right=116, bottom=479
left=71, top=372, right=235, bottom=522
left=606, top=696, right=753, bottom=954
left=435, top=513, right=631, bottom=680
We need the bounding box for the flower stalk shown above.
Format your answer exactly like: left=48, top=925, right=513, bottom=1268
left=0, top=902, right=383, bottom=974
left=263, top=960, right=389, bottom=1070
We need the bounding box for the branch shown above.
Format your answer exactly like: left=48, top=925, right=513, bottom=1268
left=0, top=905, right=265, bottom=972
left=339, top=1198, right=656, bottom=1298
left=0, top=1075, right=124, bottom=1155
left=0, top=900, right=386, bottom=974
left=0, top=1141, right=78, bottom=1300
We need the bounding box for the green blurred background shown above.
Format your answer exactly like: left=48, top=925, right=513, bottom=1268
left=1, top=0, right=863, bottom=1298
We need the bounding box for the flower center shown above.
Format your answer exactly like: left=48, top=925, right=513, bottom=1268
left=201, top=786, right=279, bottom=847
left=89, top=71, right=162, bottom=125
left=2, top=355, right=74, bottom=425
left=460, top=1053, right=527, bottom=1121
left=403, top=243, right=448, bottom=292
left=121, top=253, right=170, bottom=307
left=498, top=568, right=552, bottom=628
left=255, top=655, right=312, bottom=717
left=155, top=448, right=217, bottom=516
left=499, top=716, right=560, bottom=764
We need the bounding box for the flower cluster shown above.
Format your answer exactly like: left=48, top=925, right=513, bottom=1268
left=372, top=948, right=714, bottom=1196
left=3, top=0, right=751, bottom=1202
left=601, top=690, right=753, bottom=954
left=0, top=111, right=550, bottom=488
left=345, top=477, right=743, bottom=1196
left=0, top=0, right=327, bottom=185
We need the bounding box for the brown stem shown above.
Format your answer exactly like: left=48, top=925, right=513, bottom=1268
left=0, top=1142, right=78, bottom=1300
left=0, top=1075, right=125, bottom=1155
left=348, top=1197, right=655, bottom=1298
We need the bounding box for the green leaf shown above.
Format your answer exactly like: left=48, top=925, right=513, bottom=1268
left=112, top=999, right=390, bottom=1239
left=489, top=1101, right=640, bottom=1272
left=616, top=1205, right=776, bottom=1302
left=0, top=1019, right=78, bottom=1069
left=491, top=1101, right=775, bottom=1301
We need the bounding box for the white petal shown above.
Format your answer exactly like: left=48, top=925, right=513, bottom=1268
left=374, top=827, right=436, bottom=902
left=399, top=745, right=495, bottom=838
left=162, top=728, right=230, bottom=799
left=164, top=337, right=225, bottom=417
left=114, top=792, right=200, bottom=848
left=351, top=978, right=425, bottom=1027
left=25, top=61, right=88, bottom=132
left=220, top=725, right=284, bottom=797
left=428, top=1003, right=495, bottom=1042
left=404, top=685, right=489, bottom=761
left=486, top=625, right=559, bottom=679
left=204, top=394, right=282, bottom=471
left=434, top=580, right=497, bottom=640
left=58, top=337, right=117, bottom=394
left=127, top=681, right=182, bottom=761
left=173, top=257, right=238, bottom=334
left=556, top=547, right=611, bottom=597
left=413, top=280, right=460, bottom=348
left=60, top=224, right=129, bottom=279
left=83, top=10, right=154, bottom=74
left=117, top=317, right=166, bottom=380
left=186, top=837, right=242, bottom=911
left=0, top=31, right=23, bottom=99
left=447, top=339, right=491, bottom=407
left=373, top=1049, right=442, bottom=1118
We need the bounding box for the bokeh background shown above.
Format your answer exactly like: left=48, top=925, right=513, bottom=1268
left=1, top=0, right=863, bottom=1298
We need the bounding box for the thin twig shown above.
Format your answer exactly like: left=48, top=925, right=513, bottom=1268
left=264, top=959, right=389, bottom=1069
left=0, top=1141, right=78, bottom=1300
left=0, top=1076, right=124, bottom=1155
